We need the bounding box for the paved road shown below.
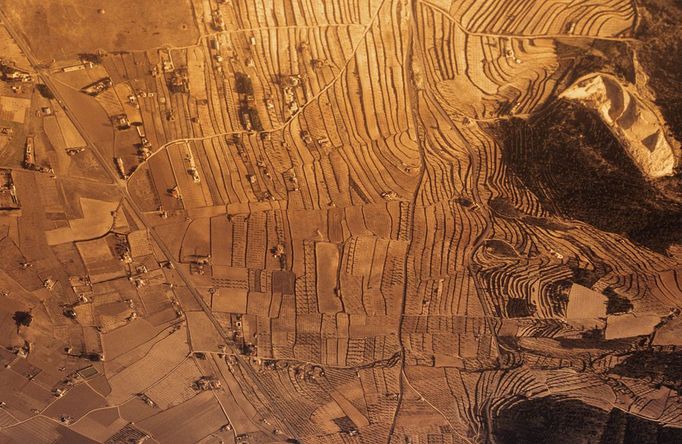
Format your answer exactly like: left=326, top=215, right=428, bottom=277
left=0, top=11, right=235, bottom=349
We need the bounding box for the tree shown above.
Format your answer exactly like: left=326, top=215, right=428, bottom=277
left=13, top=311, right=32, bottom=328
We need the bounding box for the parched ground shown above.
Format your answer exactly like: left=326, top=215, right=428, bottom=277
left=0, top=0, right=199, bottom=60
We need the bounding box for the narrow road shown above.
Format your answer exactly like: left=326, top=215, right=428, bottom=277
left=0, top=11, right=235, bottom=349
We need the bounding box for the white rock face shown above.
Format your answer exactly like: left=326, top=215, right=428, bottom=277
left=560, top=74, right=676, bottom=179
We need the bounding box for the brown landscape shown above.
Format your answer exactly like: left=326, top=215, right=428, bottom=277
left=0, top=0, right=681, bottom=443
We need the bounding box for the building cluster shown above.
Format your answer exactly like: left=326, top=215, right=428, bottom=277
left=167, top=68, right=189, bottom=94
left=22, top=135, right=53, bottom=173
left=81, top=77, right=113, bottom=96
left=0, top=59, right=32, bottom=82
left=0, top=169, right=20, bottom=213
left=235, top=72, right=263, bottom=132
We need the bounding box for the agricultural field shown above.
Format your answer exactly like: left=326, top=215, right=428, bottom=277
left=0, top=0, right=680, bottom=443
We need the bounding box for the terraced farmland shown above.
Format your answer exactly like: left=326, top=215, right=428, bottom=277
left=0, top=0, right=680, bottom=443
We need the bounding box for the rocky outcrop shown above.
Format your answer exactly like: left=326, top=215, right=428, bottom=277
left=560, top=73, right=677, bottom=179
